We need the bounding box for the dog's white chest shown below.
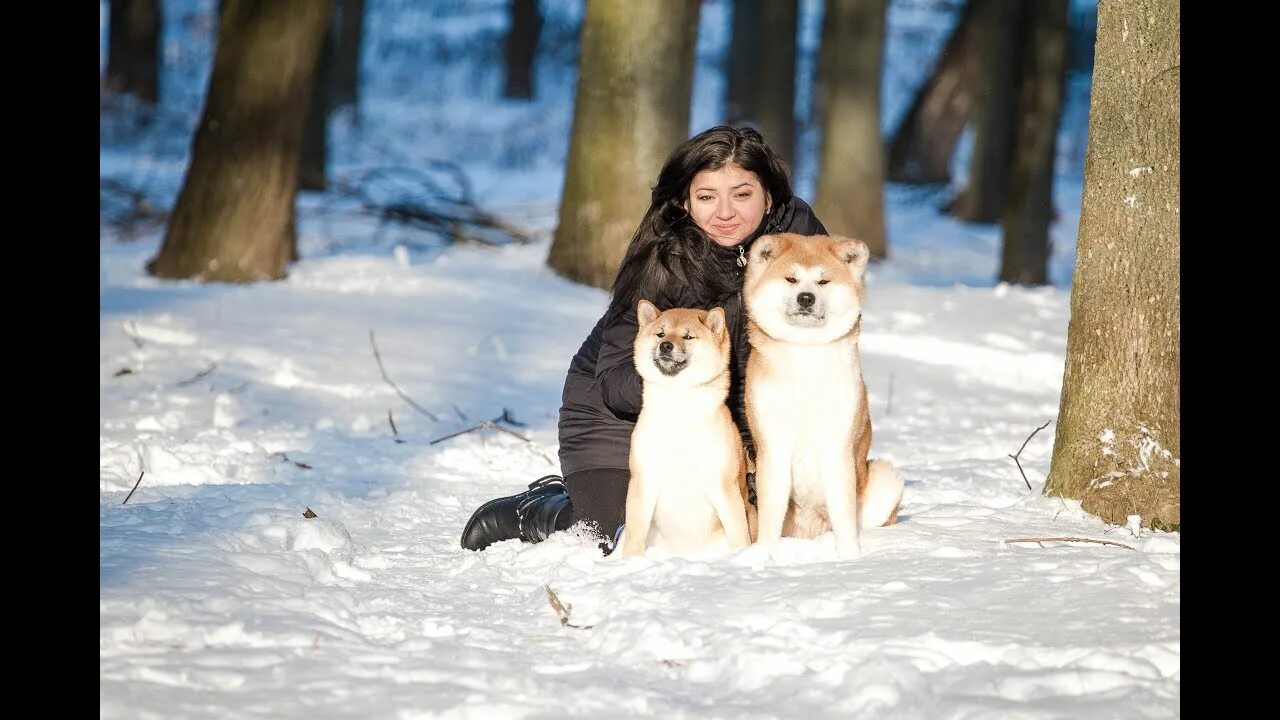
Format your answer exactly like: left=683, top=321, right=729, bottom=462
left=754, top=343, right=861, bottom=433
left=632, top=397, right=736, bottom=552
left=752, top=343, right=862, bottom=500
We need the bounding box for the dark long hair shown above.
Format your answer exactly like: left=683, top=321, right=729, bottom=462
left=606, top=125, right=794, bottom=317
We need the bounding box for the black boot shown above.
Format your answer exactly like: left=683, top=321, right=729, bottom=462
left=460, top=475, right=571, bottom=551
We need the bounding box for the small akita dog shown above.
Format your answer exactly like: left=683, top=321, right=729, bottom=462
left=622, top=300, right=757, bottom=557
left=744, top=233, right=903, bottom=560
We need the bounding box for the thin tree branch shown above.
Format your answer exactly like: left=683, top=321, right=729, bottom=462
left=545, top=584, right=594, bottom=629
left=176, top=362, right=218, bottom=387
left=369, top=330, right=439, bottom=421
left=1009, top=419, right=1053, bottom=491
left=387, top=409, right=405, bottom=443
left=122, top=471, right=145, bottom=505
left=123, top=321, right=144, bottom=349
left=1002, top=536, right=1136, bottom=550
left=428, top=417, right=556, bottom=466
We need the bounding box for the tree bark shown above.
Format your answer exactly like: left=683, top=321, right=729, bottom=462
left=814, top=0, right=888, bottom=258
left=1045, top=0, right=1180, bottom=530
left=725, top=0, right=761, bottom=126
left=886, top=0, right=985, bottom=185
left=547, top=0, right=701, bottom=289
left=949, top=0, right=1025, bottom=222
left=148, top=0, right=332, bottom=282
left=753, top=0, right=798, bottom=166
left=300, top=24, right=335, bottom=192
left=332, top=0, right=366, bottom=111
left=503, top=0, right=543, bottom=100
left=998, top=0, right=1068, bottom=285
left=106, top=0, right=163, bottom=104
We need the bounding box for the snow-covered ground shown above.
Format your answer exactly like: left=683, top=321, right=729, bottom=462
left=101, top=1, right=1176, bottom=717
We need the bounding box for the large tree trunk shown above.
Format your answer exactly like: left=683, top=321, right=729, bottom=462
left=725, top=0, right=761, bottom=126
left=503, top=0, right=543, bottom=100
left=300, top=25, right=335, bottom=192
left=547, top=0, right=701, bottom=289
left=814, top=0, right=888, bottom=258
left=1044, top=0, right=1179, bottom=530
left=998, top=0, right=1068, bottom=285
left=948, top=0, right=1025, bottom=222
left=752, top=0, right=798, bottom=166
left=106, top=0, right=163, bottom=104
left=332, top=0, right=365, bottom=112
left=886, top=0, right=985, bottom=185
left=723, top=0, right=798, bottom=166
left=148, top=0, right=332, bottom=282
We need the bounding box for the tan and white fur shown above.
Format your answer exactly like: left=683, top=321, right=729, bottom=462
left=744, top=233, right=903, bottom=560
left=622, top=300, right=758, bottom=557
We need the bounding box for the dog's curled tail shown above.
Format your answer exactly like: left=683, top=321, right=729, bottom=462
left=860, top=459, right=904, bottom=528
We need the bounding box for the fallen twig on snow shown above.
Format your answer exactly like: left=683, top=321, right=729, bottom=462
left=273, top=452, right=313, bottom=470
left=1002, top=536, right=1136, bottom=550
left=122, top=471, right=145, bottom=505
left=123, top=322, right=144, bottom=349
left=545, top=585, right=594, bottom=629
left=369, top=330, right=439, bottom=422
left=176, top=362, right=218, bottom=387
left=1009, top=419, right=1052, bottom=491
left=387, top=409, right=406, bottom=443
left=428, top=409, right=555, bottom=465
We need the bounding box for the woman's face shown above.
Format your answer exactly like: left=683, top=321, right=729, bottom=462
left=685, top=164, right=771, bottom=248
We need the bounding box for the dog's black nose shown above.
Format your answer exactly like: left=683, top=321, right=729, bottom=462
left=797, top=292, right=815, bottom=308
left=659, top=341, right=674, bottom=353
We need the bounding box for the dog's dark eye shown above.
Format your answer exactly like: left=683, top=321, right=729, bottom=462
left=682, top=333, right=694, bottom=340
left=818, top=279, right=830, bottom=286
left=785, top=277, right=798, bottom=284
left=656, top=331, right=665, bottom=338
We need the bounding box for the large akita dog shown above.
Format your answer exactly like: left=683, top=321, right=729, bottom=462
left=622, top=300, right=757, bottom=557
left=743, top=233, right=903, bottom=560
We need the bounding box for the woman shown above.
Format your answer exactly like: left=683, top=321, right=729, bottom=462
left=461, top=125, right=828, bottom=553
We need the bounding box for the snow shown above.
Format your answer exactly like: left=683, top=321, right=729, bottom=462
left=101, top=1, right=1177, bottom=716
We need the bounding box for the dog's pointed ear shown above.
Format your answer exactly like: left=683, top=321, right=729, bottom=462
left=832, top=236, right=870, bottom=280
left=750, top=234, right=786, bottom=266
left=704, top=307, right=727, bottom=339
left=636, top=299, right=659, bottom=327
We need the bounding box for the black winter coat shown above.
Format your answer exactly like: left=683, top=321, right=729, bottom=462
left=556, top=196, right=828, bottom=476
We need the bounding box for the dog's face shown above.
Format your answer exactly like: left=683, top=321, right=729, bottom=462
left=633, top=301, right=731, bottom=386
left=744, top=233, right=869, bottom=345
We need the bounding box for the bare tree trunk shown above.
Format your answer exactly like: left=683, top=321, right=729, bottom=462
left=1045, top=0, right=1179, bottom=530
left=547, top=0, right=701, bottom=289
left=332, top=0, right=365, bottom=112
left=148, top=0, right=332, bottom=282
left=886, top=0, right=985, bottom=185
left=949, top=0, right=1025, bottom=222
left=725, top=0, right=761, bottom=126
left=723, top=0, right=798, bottom=166
left=814, top=0, right=888, bottom=258
left=503, top=0, right=543, bottom=99
left=300, top=26, right=335, bottom=192
left=998, top=0, right=1068, bottom=285
left=106, top=0, right=163, bottom=103
left=753, top=0, right=798, bottom=166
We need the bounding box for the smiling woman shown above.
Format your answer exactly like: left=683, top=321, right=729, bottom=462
left=461, top=125, right=828, bottom=555
left=688, top=164, right=772, bottom=248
